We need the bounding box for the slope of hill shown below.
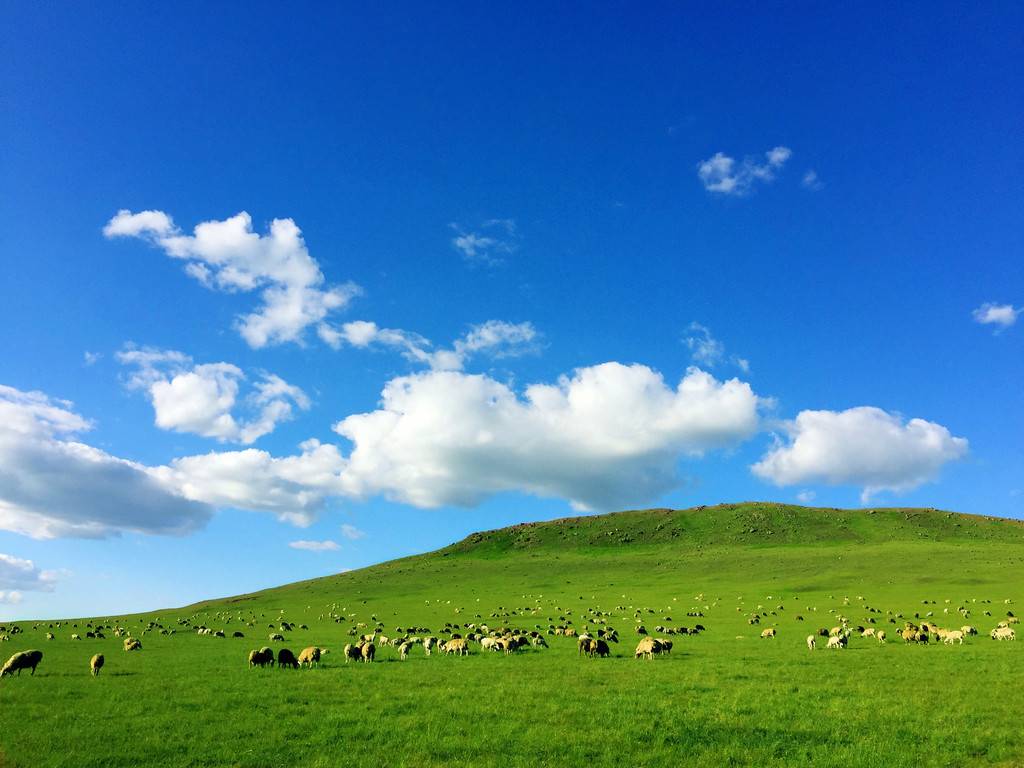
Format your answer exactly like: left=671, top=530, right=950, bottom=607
left=3, top=503, right=1022, bottom=768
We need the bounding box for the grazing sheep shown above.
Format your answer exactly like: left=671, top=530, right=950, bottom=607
left=443, top=638, right=468, bottom=656
left=481, top=637, right=499, bottom=652
left=634, top=637, right=660, bottom=660
left=1, top=650, right=43, bottom=677
left=760, top=628, right=776, bottom=639
left=71, top=634, right=81, bottom=641
left=943, top=630, right=964, bottom=645
left=991, top=626, right=1015, bottom=641
left=877, top=630, right=887, bottom=644
left=961, top=625, right=977, bottom=636
left=593, top=639, right=611, bottom=658
left=861, top=628, right=875, bottom=638
left=123, top=638, right=142, bottom=652
left=423, top=637, right=438, bottom=656
left=269, top=633, right=285, bottom=642
left=248, top=647, right=274, bottom=668
left=297, top=647, right=321, bottom=668
left=277, top=648, right=299, bottom=669
left=343, top=644, right=361, bottom=662
left=531, top=636, right=548, bottom=648
left=360, top=642, right=376, bottom=663
left=827, top=635, right=847, bottom=649
left=232, top=631, right=245, bottom=638
left=90, top=654, right=104, bottom=676
left=45, top=633, right=54, bottom=641
left=806, top=635, right=816, bottom=651
left=398, top=641, right=411, bottom=660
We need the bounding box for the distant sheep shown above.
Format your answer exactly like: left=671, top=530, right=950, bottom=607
left=123, top=638, right=142, bottom=652
left=1, top=650, right=43, bottom=677
left=90, top=654, right=104, bottom=676
left=398, top=641, right=411, bottom=660
left=760, top=628, right=776, bottom=639
left=877, top=630, right=887, bottom=643
left=806, top=635, right=816, bottom=651
left=269, top=633, right=285, bottom=642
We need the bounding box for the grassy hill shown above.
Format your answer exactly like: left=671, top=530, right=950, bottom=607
left=2, top=503, right=1022, bottom=767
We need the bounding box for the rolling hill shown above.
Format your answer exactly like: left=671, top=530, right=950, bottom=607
left=3, top=502, right=1022, bottom=768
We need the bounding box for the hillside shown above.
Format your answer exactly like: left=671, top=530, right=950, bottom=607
left=185, top=502, right=1024, bottom=618
left=4, top=503, right=1022, bottom=768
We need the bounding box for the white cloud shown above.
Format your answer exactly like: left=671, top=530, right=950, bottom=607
left=150, top=439, right=347, bottom=527
left=83, top=351, right=102, bottom=366
left=118, top=346, right=309, bottom=444
left=752, top=406, right=968, bottom=502
left=334, top=364, right=764, bottom=511
left=320, top=319, right=538, bottom=371
left=0, top=553, right=58, bottom=595
left=802, top=170, right=823, bottom=190
left=697, top=146, right=791, bottom=195
left=683, top=323, right=749, bottom=373
left=450, top=219, right=518, bottom=265
left=289, top=539, right=340, bottom=552
left=0, top=385, right=213, bottom=539
left=340, top=523, right=366, bottom=540
left=0, top=592, right=22, bottom=605
left=796, top=490, right=816, bottom=504
left=972, top=302, right=1021, bottom=331
left=146, top=363, right=764, bottom=519
left=104, top=210, right=361, bottom=348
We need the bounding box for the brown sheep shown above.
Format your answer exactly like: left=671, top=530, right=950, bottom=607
left=123, top=638, right=142, bottom=652
left=360, top=642, right=376, bottom=663
left=0, top=650, right=43, bottom=677
left=443, top=638, right=468, bottom=656
left=634, top=637, right=660, bottom=660
left=90, top=654, right=104, bottom=676
left=297, top=647, right=321, bottom=668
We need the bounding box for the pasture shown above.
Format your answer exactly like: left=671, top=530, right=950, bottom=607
left=1, top=503, right=1022, bottom=767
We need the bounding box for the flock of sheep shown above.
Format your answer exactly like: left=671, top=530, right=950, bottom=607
left=0, top=592, right=1017, bottom=680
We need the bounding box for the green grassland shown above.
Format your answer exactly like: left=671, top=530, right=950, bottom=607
left=2, top=503, right=1022, bottom=767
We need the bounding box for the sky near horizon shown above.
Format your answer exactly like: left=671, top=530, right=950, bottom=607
left=1, top=3, right=1022, bottom=620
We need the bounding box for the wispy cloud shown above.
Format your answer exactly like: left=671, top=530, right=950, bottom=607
left=972, top=302, right=1021, bottom=332
left=450, top=219, right=518, bottom=265
left=340, top=523, right=366, bottom=540
left=320, top=319, right=539, bottom=371
left=83, top=351, right=102, bottom=366
left=683, top=323, right=749, bottom=373
left=697, top=146, right=792, bottom=196
left=801, top=170, right=823, bottom=191
left=289, top=539, right=340, bottom=552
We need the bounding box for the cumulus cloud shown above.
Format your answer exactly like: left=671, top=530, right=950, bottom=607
left=104, top=210, right=361, bottom=348
left=972, top=302, right=1021, bottom=332
left=752, top=406, right=968, bottom=502
left=150, top=439, right=347, bottom=527
left=0, top=385, right=213, bottom=539
left=697, top=146, right=792, bottom=195
left=683, top=323, right=749, bottom=373
left=319, top=319, right=538, bottom=371
left=334, top=364, right=764, bottom=511
left=118, top=346, right=309, bottom=444
left=289, top=539, right=340, bottom=552
left=0, top=554, right=58, bottom=601
left=340, top=523, right=366, bottom=540
left=450, top=219, right=518, bottom=265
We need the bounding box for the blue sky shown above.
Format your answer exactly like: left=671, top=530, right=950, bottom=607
left=1, top=3, right=1021, bottom=619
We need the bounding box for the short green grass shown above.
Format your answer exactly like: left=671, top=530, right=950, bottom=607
left=2, top=503, right=1022, bottom=767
